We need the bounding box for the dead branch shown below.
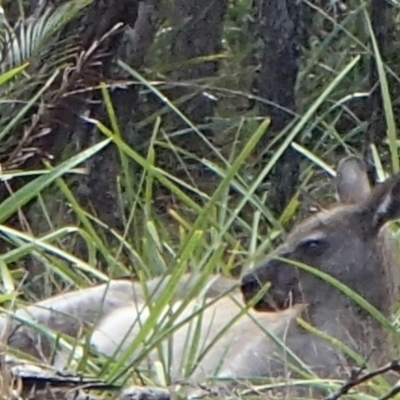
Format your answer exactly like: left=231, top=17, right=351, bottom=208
left=324, top=360, right=400, bottom=400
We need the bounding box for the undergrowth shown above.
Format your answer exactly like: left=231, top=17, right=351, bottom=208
left=1, top=2, right=400, bottom=400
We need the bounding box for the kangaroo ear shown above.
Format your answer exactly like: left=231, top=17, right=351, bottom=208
left=336, top=156, right=371, bottom=204
left=360, top=172, right=400, bottom=230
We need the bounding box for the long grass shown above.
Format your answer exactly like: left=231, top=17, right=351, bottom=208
left=1, top=2, right=400, bottom=400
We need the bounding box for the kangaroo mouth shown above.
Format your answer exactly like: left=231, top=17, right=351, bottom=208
left=241, top=273, right=303, bottom=312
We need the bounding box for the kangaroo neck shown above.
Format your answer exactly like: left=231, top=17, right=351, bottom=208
left=301, top=301, right=388, bottom=361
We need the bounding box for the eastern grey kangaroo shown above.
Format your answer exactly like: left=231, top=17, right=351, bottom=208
left=1, top=156, right=400, bottom=387
left=0, top=273, right=238, bottom=362
left=90, top=156, right=400, bottom=382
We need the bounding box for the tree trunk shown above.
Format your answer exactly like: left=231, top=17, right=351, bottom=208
left=33, top=0, right=158, bottom=232
left=168, top=0, right=228, bottom=154
left=255, top=0, right=301, bottom=216
left=363, top=0, right=389, bottom=184
left=11, top=0, right=158, bottom=283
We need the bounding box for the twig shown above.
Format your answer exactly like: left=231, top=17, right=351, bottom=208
left=324, top=360, right=400, bottom=400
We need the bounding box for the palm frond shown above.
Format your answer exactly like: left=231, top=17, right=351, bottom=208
left=0, top=0, right=93, bottom=72
left=0, top=0, right=96, bottom=168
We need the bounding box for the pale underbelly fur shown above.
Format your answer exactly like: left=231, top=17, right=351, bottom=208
left=90, top=295, right=304, bottom=382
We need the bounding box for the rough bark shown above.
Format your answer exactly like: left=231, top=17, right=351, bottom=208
left=32, top=0, right=158, bottom=232
left=77, top=0, right=159, bottom=230
left=168, top=0, right=228, bottom=154
left=363, top=0, right=389, bottom=185
left=255, top=0, right=301, bottom=216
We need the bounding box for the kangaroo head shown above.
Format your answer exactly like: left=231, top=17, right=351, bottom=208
left=241, top=156, right=400, bottom=317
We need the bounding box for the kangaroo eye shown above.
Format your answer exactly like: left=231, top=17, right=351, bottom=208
left=298, top=238, right=328, bottom=255
left=303, top=239, right=321, bottom=248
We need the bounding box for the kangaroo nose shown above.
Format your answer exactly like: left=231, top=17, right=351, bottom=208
left=241, top=263, right=297, bottom=312
left=241, top=272, right=259, bottom=291
left=240, top=272, right=262, bottom=304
